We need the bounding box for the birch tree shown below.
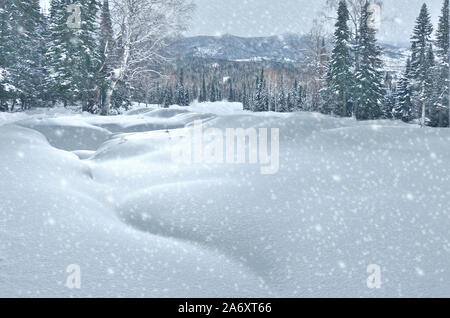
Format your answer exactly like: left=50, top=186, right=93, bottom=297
left=302, top=20, right=329, bottom=112
left=102, top=0, right=194, bottom=115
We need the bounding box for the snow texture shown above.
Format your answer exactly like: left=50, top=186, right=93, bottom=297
left=0, top=102, right=449, bottom=297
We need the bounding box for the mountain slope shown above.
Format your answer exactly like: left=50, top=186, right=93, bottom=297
left=169, top=34, right=409, bottom=72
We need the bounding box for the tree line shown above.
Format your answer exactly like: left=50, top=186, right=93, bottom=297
left=0, top=0, right=448, bottom=128
left=244, top=0, right=449, bottom=127
left=146, top=0, right=449, bottom=127
left=0, top=0, right=193, bottom=114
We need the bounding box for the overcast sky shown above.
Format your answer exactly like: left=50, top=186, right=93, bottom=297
left=189, top=0, right=443, bottom=45
left=40, top=0, right=444, bottom=45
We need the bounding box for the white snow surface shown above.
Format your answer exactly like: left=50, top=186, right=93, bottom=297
left=0, top=102, right=449, bottom=297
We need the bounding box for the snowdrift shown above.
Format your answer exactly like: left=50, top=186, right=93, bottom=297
left=0, top=103, right=449, bottom=297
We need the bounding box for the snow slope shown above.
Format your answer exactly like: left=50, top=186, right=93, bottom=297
left=0, top=103, right=449, bottom=297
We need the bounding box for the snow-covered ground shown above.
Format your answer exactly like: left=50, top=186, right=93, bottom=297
left=0, top=102, right=449, bottom=297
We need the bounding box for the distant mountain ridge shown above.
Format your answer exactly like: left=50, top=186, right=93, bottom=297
left=169, top=34, right=309, bottom=63
left=169, top=34, right=410, bottom=73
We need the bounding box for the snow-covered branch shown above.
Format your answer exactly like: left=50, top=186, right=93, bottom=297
left=102, top=0, right=195, bottom=114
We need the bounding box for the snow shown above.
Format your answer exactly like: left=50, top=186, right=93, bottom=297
left=1, top=102, right=449, bottom=297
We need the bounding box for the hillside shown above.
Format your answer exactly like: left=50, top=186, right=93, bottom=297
left=168, top=34, right=410, bottom=73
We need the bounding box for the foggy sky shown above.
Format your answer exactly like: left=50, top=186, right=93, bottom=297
left=189, top=0, right=443, bottom=45
left=40, top=0, right=444, bottom=45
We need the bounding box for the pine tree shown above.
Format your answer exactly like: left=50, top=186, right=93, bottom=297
left=425, top=45, right=441, bottom=126
left=78, top=0, right=102, bottom=111
left=175, top=69, right=188, bottom=106
left=3, top=0, right=27, bottom=109
left=209, top=80, right=217, bottom=102
left=184, top=86, right=190, bottom=105
left=354, top=2, right=384, bottom=120
left=268, top=90, right=276, bottom=112
left=252, top=69, right=268, bottom=112
left=434, top=0, right=450, bottom=127
left=35, top=12, right=52, bottom=105
left=162, top=85, right=173, bottom=108
left=410, top=3, right=434, bottom=125
left=296, top=81, right=305, bottom=111
left=47, top=0, right=101, bottom=109
left=242, top=83, right=250, bottom=110
left=47, top=0, right=73, bottom=106
left=0, top=0, right=16, bottom=110
left=0, top=0, right=48, bottom=110
left=287, top=80, right=298, bottom=112
left=277, top=73, right=288, bottom=112
left=100, top=0, right=114, bottom=63
left=199, top=73, right=207, bottom=102
left=98, top=0, right=115, bottom=111
left=19, top=0, right=48, bottom=108
left=227, top=78, right=234, bottom=102
left=323, top=0, right=354, bottom=117
left=395, top=58, right=414, bottom=122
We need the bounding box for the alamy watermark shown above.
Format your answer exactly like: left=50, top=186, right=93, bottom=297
left=66, top=4, right=82, bottom=29
left=366, top=264, right=382, bottom=289
left=171, top=120, right=280, bottom=175
left=66, top=264, right=81, bottom=289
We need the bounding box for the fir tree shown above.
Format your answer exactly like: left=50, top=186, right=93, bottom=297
left=354, top=2, right=384, bottom=120
left=242, top=83, right=250, bottom=110
left=175, top=69, right=188, bottom=106
left=0, top=0, right=48, bottom=110
left=323, top=0, right=354, bottom=117
left=47, top=0, right=74, bottom=106
left=227, top=78, right=234, bottom=102
left=434, top=0, right=450, bottom=127
left=277, top=73, right=288, bottom=112
left=0, top=0, right=17, bottom=109
left=162, top=85, right=173, bottom=108
left=287, top=80, right=298, bottom=112
left=425, top=45, right=440, bottom=126
left=20, top=0, right=48, bottom=108
left=78, top=0, right=102, bottom=112
left=410, top=3, right=434, bottom=125
left=47, top=0, right=101, bottom=109
left=199, top=73, right=207, bottom=102
left=98, top=0, right=115, bottom=111
left=209, top=80, right=217, bottom=103
left=395, top=58, right=414, bottom=122
left=252, top=69, right=268, bottom=112
left=184, top=87, right=190, bottom=105
left=296, top=81, right=305, bottom=111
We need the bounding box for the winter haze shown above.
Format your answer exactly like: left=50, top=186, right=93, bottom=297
left=0, top=0, right=448, bottom=299
left=40, top=0, right=442, bottom=45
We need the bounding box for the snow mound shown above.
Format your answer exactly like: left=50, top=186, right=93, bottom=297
left=1, top=103, right=449, bottom=297
left=124, top=105, right=158, bottom=115
left=16, top=117, right=112, bottom=151
left=181, top=101, right=246, bottom=115
left=143, top=108, right=190, bottom=118
left=0, top=123, right=270, bottom=298
left=72, top=150, right=96, bottom=160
